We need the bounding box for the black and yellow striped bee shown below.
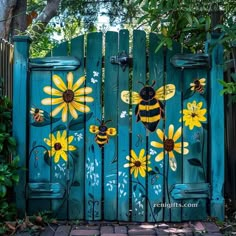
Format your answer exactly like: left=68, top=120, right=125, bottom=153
left=190, top=78, right=206, bottom=94
left=30, top=107, right=44, bottom=123
left=121, top=82, right=176, bottom=132
left=89, top=119, right=117, bottom=148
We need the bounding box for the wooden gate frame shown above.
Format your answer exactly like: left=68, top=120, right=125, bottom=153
left=12, top=33, right=225, bottom=221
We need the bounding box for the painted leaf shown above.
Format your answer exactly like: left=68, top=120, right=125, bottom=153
left=88, top=193, right=94, bottom=200
left=188, top=158, right=202, bottom=167
left=68, top=112, right=93, bottom=131
left=44, top=151, right=51, bottom=166
left=155, top=166, right=160, bottom=174
left=52, top=124, right=67, bottom=133
left=133, top=184, right=137, bottom=192
left=31, top=113, right=60, bottom=127
left=148, top=170, right=156, bottom=176
left=183, top=87, right=195, bottom=100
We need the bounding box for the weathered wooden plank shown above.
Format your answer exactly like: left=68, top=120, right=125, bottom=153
left=85, top=32, right=103, bottom=220
left=27, top=70, right=52, bottom=215
left=50, top=42, right=69, bottom=219
left=209, top=37, right=224, bottom=220
left=164, top=43, right=182, bottom=222
left=181, top=67, right=208, bottom=221
left=117, top=29, right=130, bottom=221
left=104, top=31, right=119, bottom=220
left=147, top=32, right=165, bottom=222
left=131, top=30, right=147, bottom=222
left=68, top=35, right=85, bottom=220
left=13, top=36, right=31, bottom=217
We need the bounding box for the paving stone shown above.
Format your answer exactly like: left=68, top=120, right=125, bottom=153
left=114, top=226, right=128, bottom=234
left=156, top=223, right=169, bottom=229
left=72, top=225, right=100, bottom=230
left=128, top=228, right=156, bottom=235
left=101, top=234, right=128, bottom=236
left=155, top=229, right=169, bottom=235
left=100, top=226, right=114, bottom=234
left=202, top=222, right=220, bottom=233
left=69, top=229, right=100, bottom=236
left=203, top=234, right=223, bottom=236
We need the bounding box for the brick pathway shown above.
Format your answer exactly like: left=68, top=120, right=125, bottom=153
left=15, top=221, right=223, bottom=236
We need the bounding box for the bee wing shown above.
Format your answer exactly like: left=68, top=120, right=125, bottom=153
left=121, top=90, right=141, bottom=104
left=89, top=125, right=99, bottom=134
left=169, top=157, right=177, bottom=171
left=107, top=128, right=117, bottom=136
left=155, top=84, right=176, bottom=101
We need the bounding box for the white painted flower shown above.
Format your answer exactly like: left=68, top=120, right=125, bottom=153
left=91, top=78, right=98, bottom=84
left=153, top=184, right=162, bottom=195
left=150, top=148, right=157, bottom=155
left=120, top=111, right=128, bottom=118
left=74, top=132, right=83, bottom=141
left=93, top=71, right=99, bottom=77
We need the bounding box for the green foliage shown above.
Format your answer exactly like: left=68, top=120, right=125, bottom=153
left=0, top=95, right=20, bottom=233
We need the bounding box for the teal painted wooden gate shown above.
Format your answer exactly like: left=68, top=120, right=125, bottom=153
left=13, top=30, right=224, bottom=222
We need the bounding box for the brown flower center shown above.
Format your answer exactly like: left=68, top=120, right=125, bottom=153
left=134, top=161, right=142, bottom=167
left=164, top=139, right=174, bottom=152
left=54, top=142, right=62, bottom=150
left=63, top=89, right=74, bottom=103
left=191, top=113, right=197, bottom=117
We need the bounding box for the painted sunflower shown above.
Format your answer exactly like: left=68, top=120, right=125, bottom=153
left=190, top=78, right=206, bottom=93
left=181, top=100, right=207, bottom=130
left=44, top=130, right=76, bottom=163
left=151, top=125, right=189, bottom=171
left=124, top=149, right=152, bottom=178
left=41, top=72, right=94, bottom=122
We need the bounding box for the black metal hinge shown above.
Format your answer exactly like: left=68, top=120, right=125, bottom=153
left=110, top=51, right=129, bottom=71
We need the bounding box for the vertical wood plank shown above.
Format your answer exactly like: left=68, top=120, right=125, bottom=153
left=13, top=36, right=31, bottom=217
left=104, top=31, right=119, bottom=220
left=117, top=29, right=130, bottom=221
left=68, top=35, right=85, bottom=220
left=50, top=42, right=69, bottom=219
left=164, top=43, right=182, bottom=222
left=147, top=32, right=164, bottom=222
left=182, top=68, right=208, bottom=220
left=131, top=30, right=147, bottom=222
left=28, top=70, right=51, bottom=214
left=85, top=32, right=103, bottom=220
left=209, top=39, right=224, bottom=220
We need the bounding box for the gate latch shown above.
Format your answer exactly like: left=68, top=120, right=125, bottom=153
left=110, top=51, right=129, bottom=71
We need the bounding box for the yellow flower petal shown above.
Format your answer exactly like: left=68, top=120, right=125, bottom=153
left=61, top=130, right=67, bottom=140
left=155, top=152, right=164, bottom=162
left=156, top=129, right=164, bottom=141
left=151, top=141, right=163, bottom=148
left=74, top=87, right=93, bottom=96
left=139, top=149, right=145, bottom=159
left=71, top=101, right=90, bottom=113
left=69, top=145, right=76, bottom=151
left=134, top=168, right=139, bottom=178
left=72, top=76, right=86, bottom=91
left=67, top=72, right=73, bottom=90
left=168, top=124, right=174, bottom=139
left=54, top=152, right=61, bottom=163
left=168, top=151, right=175, bottom=158
left=61, top=151, right=68, bottom=162
left=183, top=148, right=189, bottom=155
left=130, top=149, right=138, bottom=160
left=51, top=103, right=66, bottom=117
left=50, top=98, right=64, bottom=105
left=69, top=103, right=79, bottom=119
left=173, top=126, right=182, bottom=142
left=62, top=104, right=68, bottom=122
left=68, top=135, right=74, bottom=144
left=139, top=166, right=146, bottom=177
left=53, top=74, right=67, bottom=91
left=43, top=86, right=62, bottom=96
left=74, top=96, right=94, bottom=103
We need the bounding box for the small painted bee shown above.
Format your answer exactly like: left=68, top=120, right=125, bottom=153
left=121, top=82, right=176, bottom=132
left=89, top=119, right=117, bottom=148
left=190, top=78, right=206, bottom=94
left=30, top=107, right=44, bottom=123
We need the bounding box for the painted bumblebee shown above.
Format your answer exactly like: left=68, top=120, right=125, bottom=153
left=89, top=119, right=117, bottom=148
left=190, top=78, right=206, bottom=94
left=121, top=82, right=176, bottom=132
left=30, top=107, right=44, bottom=123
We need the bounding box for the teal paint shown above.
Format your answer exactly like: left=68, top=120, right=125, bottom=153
left=164, top=43, right=182, bottom=222
left=131, top=30, right=147, bottom=222
left=104, top=31, right=119, bottom=220
left=13, top=36, right=31, bottom=217
left=147, top=32, right=164, bottom=222
left=50, top=41, right=68, bottom=220
left=68, top=35, right=85, bottom=220
left=85, top=32, right=103, bottom=220
left=117, top=29, right=130, bottom=221
left=209, top=36, right=224, bottom=221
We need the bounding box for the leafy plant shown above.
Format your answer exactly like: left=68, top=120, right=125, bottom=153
left=0, top=95, right=20, bottom=234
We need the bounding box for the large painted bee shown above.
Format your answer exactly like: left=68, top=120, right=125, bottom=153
left=89, top=119, right=117, bottom=148
left=121, top=82, right=176, bottom=132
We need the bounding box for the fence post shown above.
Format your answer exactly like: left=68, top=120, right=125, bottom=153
left=209, top=34, right=224, bottom=220
left=13, top=36, right=31, bottom=216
